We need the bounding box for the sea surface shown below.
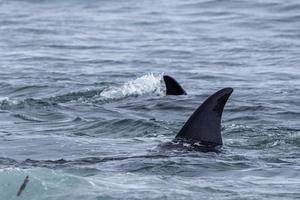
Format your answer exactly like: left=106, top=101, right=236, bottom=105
left=0, top=0, right=299, bottom=199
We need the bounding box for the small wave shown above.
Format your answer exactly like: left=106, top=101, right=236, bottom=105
left=12, top=113, right=46, bottom=122
left=0, top=97, right=20, bottom=108
left=49, top=88, right=103, bottom=103
left=0, top=157, right=18, bottom=166
left=74, top=118, right=166, bottom=138
left=224, top=123, right=255, bottom=135
left=99, top=73, right=164, bottom=100
left=0, top=97, right=56, bottom=110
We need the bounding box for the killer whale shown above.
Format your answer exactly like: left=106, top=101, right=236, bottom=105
left=14, top=89, right=233, bottom=169
left=166, top=87, right=233, bottom=152
left=163, top=75, right=187, bottom=95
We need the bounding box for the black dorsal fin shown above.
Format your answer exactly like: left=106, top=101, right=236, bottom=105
left=175, top=88, right=233, bottom=146
left=163, top=75, right=187, bottom=95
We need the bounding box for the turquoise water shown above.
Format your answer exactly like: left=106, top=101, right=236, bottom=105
left=0, top=0, right=300, bottom=199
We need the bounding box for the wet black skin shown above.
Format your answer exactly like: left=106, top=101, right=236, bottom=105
left=163, top=75, right=187, bottom=95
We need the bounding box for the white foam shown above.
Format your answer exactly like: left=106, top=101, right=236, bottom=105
left=0, top=97, right=19, bottom=106
left=100, top=73, right=164, bottom=99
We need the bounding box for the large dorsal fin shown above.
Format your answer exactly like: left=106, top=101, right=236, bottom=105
left=175, top=88, right=233, bottom=146
left=163, top=75, right=187, bottom=95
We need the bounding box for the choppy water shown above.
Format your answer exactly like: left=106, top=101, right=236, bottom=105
left=0, top=0, right=300, bottom=199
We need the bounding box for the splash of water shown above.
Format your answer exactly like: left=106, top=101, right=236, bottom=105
left=100, top=73, right=164, bottom=100
left=0, top=97, right=20, bottom=110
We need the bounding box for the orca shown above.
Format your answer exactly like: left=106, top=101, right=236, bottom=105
left=165, top=87, right=233, bottom=152
left=163, top=75, right=187, bottom=95
left=14, top=88, right=233, bottom=169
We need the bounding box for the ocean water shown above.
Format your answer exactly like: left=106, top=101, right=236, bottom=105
left=0, top=0, right=299, bottom=199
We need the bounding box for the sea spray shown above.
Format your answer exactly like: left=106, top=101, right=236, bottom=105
left=100, top=73, right=164, bottom=99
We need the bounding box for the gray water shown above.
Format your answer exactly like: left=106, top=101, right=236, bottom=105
left=0, top=0, right=300, bottom=199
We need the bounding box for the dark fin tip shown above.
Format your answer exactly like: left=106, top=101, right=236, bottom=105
left=163, top=75, right=187, bottom=95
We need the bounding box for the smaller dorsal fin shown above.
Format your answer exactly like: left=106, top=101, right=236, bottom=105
left=163, top=75, right=187, bottom=95
left=175, top=88, right=233, bottom=146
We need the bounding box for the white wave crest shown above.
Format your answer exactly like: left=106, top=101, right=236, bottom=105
left=100, top=73, right=164, bottom=99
